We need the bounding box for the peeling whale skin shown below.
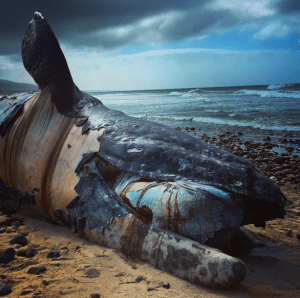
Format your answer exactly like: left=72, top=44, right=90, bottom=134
left=0, top=12, right=286, bottom=288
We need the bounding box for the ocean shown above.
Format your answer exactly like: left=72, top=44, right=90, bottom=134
left=89, top=83, right=300, bottom=144
left=2, top=83, right=299, bottom=148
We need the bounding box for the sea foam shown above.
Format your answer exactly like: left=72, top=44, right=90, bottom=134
left=267, top=83, right=293, bottom=90
left=235, top=89, right=300, bottom=99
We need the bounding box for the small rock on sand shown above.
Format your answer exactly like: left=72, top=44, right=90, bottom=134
left=0, top=284, right=11, bottom=296
left=85, top=269, right=100, bottom=278
left=27, top=266, right=46, bottom=275
left=26, top=248, right=35, bottom=258
left=9, top=235, right=28, bottom=247
left=47, top=250, right=60, bottom=259
left=12, top=244, right=22, bottom=250
left=0, top=248, right=15, bottom=264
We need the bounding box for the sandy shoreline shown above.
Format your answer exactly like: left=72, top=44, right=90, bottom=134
left=0, top=129, right=299, bottom=298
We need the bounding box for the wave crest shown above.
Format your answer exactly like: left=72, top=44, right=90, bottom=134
left=267, top=83, right=293, bottom=90
left=235, top=89, right=300, bottom=99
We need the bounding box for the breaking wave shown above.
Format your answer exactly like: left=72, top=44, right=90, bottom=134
left=135, top=114, right=194, bottom=121
left=267, top=83, right=293, bottom=90
left=169, top=91, right=199, bottom=98
left=134, top=114, right=299, bottom=131
left=235, top=89, right=300, bottom=99
left=190, top=117, right=300, bottom=131
left=169, top=91, right=183, bottom=96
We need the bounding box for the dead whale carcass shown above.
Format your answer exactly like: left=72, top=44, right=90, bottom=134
left=0, top=12, right=285, bottom=288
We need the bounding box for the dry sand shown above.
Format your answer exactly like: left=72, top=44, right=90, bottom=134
left=0, top=183, right=299, bottom=298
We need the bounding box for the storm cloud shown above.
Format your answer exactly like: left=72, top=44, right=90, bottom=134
left=1, top=0, right=299, bottom=54
left=275, top=0, right=300, bottom=13
left=1, top=0, right=205, bottom=54
left=1, top=0, right=299, bottom=89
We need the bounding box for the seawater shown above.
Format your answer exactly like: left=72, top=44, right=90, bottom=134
left=89, top=83, right=300, bottom=141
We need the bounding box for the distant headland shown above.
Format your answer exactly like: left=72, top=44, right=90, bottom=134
left=0, top=79, right=37, bottom=94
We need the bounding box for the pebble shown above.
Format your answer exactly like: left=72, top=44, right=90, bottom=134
left=0, top=284, right=11, bottom=296
left=90, top=295, right=101, bottom=298
left=285, top=175, right=295, bottom=182
left=85, top=269, right=100, bottom=278
left=26, top=248, right=36, bottom=258
left=16, top=247, right=28, bottom=257
left=272, top=156, right=284, bottom=164
left=0, top=248, right=15, bottom=264
left=12, top=244, right=22, bottom=250
left=27, top=266, right=46, bottom=275
left=282, top=169, right=295, bottom=175
left=17, top=246, right=36, bottom=258
left=135, top=276, right=144, bottom=283
left=0, top=228, right=6, bottom=234
left=286, top=147, right=294, bottom=152
left=9, top=235, right=28, bottom=247
left=47, top=250, right=60, bottom=259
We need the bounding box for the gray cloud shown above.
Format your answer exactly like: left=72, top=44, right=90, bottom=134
left=63, top=8, right=241, bottom=50
left=275, top=0, right=300, bottom=13
left=0, top=0, right=206, bottom=54
left=1, top=0, right=299, bottom=55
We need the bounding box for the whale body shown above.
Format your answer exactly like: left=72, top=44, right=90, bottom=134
left=0, top=12, right=286, bottom=288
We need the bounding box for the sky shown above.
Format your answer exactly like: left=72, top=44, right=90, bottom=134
left=0, top=0, right=300, bottom=91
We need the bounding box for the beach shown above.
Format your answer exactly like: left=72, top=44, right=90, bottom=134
left=0, top=126, right=299, bottom=298
left=1, top=2, right=300, bottom=296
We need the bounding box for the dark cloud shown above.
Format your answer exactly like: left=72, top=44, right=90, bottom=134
left=66, top=8, right=240, bottom=51
left=1, top=0, right=298, bottom=55
left=275, top=0, right=300, bottom=13
left=0, top=0, right=206, bottom=54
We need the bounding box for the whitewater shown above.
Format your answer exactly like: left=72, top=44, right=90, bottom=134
left=88, top=83, right=300, bottom=140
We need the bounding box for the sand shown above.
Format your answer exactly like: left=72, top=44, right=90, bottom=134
left=0, top=182, right=299, bottom=298
left=0, top=128, right=300, bottom=298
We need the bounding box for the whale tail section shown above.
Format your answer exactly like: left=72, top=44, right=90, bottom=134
left=22, top=12, right=79, bottom=113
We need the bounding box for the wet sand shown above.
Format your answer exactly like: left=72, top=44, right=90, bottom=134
left=0, top=128, right=299, bottom=298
